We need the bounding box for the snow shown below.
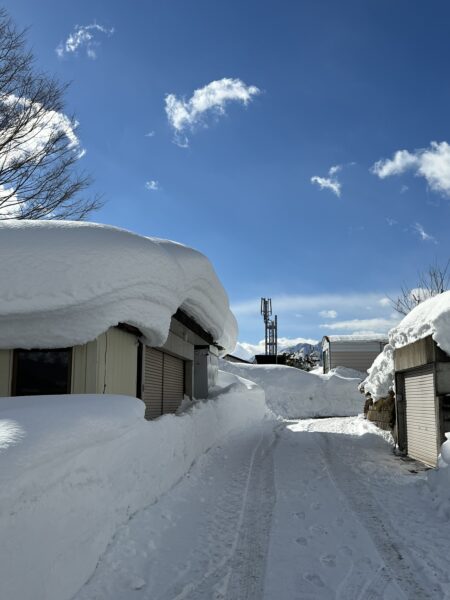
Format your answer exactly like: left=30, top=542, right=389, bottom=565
left=0, top=371, right=269, bottom=600
left=361, top=343, right=395, bottom=401
left=323, top=334, right=388, bottom=342
left=72, top=416, right=450, bottom=599
left=0, top=220, right=237, bottom=353
left=389, top=290, right=450, bottom=356
left=220, top=360, right=364, bottom=418
left=364, top=291, right=450, bottom=400
left=427, top=433, right=450, bottom=519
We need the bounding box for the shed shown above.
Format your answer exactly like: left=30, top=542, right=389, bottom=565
left=0, top=221, right=237, bottom=419
left=322, top=335, right=388, bottom=374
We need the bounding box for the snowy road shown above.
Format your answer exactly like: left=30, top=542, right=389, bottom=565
left=74, top=418, right=450, bottom=600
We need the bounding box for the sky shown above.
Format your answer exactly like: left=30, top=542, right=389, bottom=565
left=6, top=0, right=450, bottom=353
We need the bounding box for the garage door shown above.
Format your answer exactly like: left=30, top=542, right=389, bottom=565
left=142, top=348, right=184, bottom=419
left=405, top=367, right=439, bottom=467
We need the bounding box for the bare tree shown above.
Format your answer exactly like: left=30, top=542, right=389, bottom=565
left=0, top=10, right=101, bottom=220
left=391, top=260, right=450, bottom=315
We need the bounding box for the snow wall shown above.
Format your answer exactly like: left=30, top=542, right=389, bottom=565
left=427, top=433, right=450, bottom=519
left=0, top=372, right=270, bottom=600
left=220, top=360, right=364, bottom=418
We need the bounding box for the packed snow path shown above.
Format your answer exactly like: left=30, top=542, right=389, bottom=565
left=74, top=418, right=450, bottom=600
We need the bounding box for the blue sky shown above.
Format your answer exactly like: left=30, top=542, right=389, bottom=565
left=7, top=0, right=450, bottom=351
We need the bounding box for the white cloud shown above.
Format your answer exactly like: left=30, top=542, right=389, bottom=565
left=413, top=222, right=437, bottom=243
left=372, top=141, right=450, bottom=197
left=0, top=95, right=83, bottom=168
left=165, top=78, right=260, bottom=146
left=311, top=164, right=342, bottom=197
left=319, top=310, right=337, bottom=319
left=145, top=180, right=159, bottom=191
left=378, top=297, right=391, bottom=307
left=56, top=24, right=114, bottom=59
left=320, top=317, right=399, bottom=332
left=400, top=184, right=409, bottom=193
left=145, top=131, right=155, bottom=138
left=386, top=217, right=397, bottom=226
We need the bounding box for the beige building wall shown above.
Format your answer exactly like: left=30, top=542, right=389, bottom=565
left=0, top=350, right=12, bottom=396
left=71, top=327, right=138, bottom=396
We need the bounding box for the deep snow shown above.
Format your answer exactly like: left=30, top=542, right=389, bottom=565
left=0, top=372, right=269, bottom=600
left=220, top=360, right=364, bottom=418
left=73, top=416, right=450, bottom=600
left=0, top=220, right=237, bottom=352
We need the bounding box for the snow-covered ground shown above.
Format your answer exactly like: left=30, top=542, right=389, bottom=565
left=220, top=359, right=364, bottom=418
left=0, top=372, right=269, bottom=600
left=72, top=416, right=450, bottom=599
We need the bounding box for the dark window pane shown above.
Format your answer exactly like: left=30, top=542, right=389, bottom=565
left=14, top=349, right=71, bottom=396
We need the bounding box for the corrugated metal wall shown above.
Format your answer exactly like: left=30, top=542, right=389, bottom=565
left=142, top=347, right=184, bottom=419
left=330, top=350, right=382, bottom=372
left=0, top=350, right=12, bottom=396
left=404, top=366, right=439, bottom=467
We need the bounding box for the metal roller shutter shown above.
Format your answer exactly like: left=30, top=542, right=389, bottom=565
left=405, top=366, right=439, bottom=467
left=143, top=347, right=185, bottom=419
left=143, top=348, right=163, bottom=419
left=162, top=353, right=184, bottom=414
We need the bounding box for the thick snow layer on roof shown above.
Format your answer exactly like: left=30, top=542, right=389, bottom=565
left=323, top=334, right=388, bottom=343
left=389, top=290, right=450, bottom=355
left=360, top=344, right=394, bottom=401
left=0, top=221, right=237, bottom=352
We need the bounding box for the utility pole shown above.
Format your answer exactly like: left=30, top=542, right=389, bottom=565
left=260, top=298, right=278, bottom=357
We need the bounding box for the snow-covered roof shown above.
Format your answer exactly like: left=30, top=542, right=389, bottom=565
left=0, top=221, right=238, bottom=353
left=389, top=290, right=450, bottom=355
left=323, top=334, right=388, bottom=344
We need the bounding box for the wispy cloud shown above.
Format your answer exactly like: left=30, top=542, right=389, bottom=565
left=145, top=180, right=159, bottom=191
left=311, top=164, right=342, bottom=197
left=56, top=24, right=114, bottom=59
left=320, top=317, right=399, bottom=332
left=319, top=309, right=337, bottom=318
left=232, top=292, right=396, bottom=317
left=386, top=217, right=397, bottom=226
left=412, top=222, right=437, bottom=243
left=372, top=141, right=450, bottom=197
left=145, top=131, right=155, bottom=138
left=165, top=78, right=260, bottom=147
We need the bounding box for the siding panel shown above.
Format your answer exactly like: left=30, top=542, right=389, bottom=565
left=143, top=348, right=163, bottom=419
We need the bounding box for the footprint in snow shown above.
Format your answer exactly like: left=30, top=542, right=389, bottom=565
left=295, top=537, right=309, bottom=546
left=335, top=516, right=344, bottom=526
left=304, top=573, right=325, bottom=588
left=130, top=577, right=146, bottom=590
left=340, top=545, right=353, bottom=557
left=294, top=511, right=305, bottom=520
left=311, top=502, right=321, bottom=510
left=309, top=524, right=327, bottom=535
left=320, top=554, right=336, bottom=567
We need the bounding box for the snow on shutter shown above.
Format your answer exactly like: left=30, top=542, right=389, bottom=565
left=405, top=366, right=439, bottom=467
left=162, top=353, right=184, bottom=414
left=143, top=348, right=163, bottom=419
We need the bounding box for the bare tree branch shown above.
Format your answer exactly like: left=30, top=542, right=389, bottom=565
left=390, top=260, right=450, bottom=315
left=0, top=9, right=101, bottom=220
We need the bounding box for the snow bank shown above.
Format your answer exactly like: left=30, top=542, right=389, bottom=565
left=361, top=344, right=395, bottom=401
left=0, top=373, right=270, bottom=600
left=427, top=433, right=450, bottom=519
left=0, top=220, right=237, bottom=353
left=220, top=360, right=364, bottom=418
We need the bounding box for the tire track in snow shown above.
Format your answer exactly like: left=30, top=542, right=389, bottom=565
left=153, top=423, right=279, bottom=600
left=318, top=433, right=435, bottom=600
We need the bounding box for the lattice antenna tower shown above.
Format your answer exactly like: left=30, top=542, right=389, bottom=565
left=260, top=298, right=278, bottom=356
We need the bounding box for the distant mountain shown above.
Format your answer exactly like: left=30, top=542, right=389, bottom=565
left=279, top=341, right=322, bottom=360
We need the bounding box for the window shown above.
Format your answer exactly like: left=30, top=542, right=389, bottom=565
left=13, top=349, right=72, bottom=396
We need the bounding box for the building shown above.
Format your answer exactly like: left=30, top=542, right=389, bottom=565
left=0, top=221, right=237, bottom=419
left=394, top=336, right=450, bottom=467
left=322, top=335, right=388, bottom=374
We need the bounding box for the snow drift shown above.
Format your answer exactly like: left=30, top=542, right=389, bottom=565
left=361, top=344, right=395, bottom=401
left=427, top=433, right=450, bottom=519
left=0, top=372, right=270, bottom=600
left=220, top=360, right=364, bottom=418
left=0, top=220, right=237, bottom=353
